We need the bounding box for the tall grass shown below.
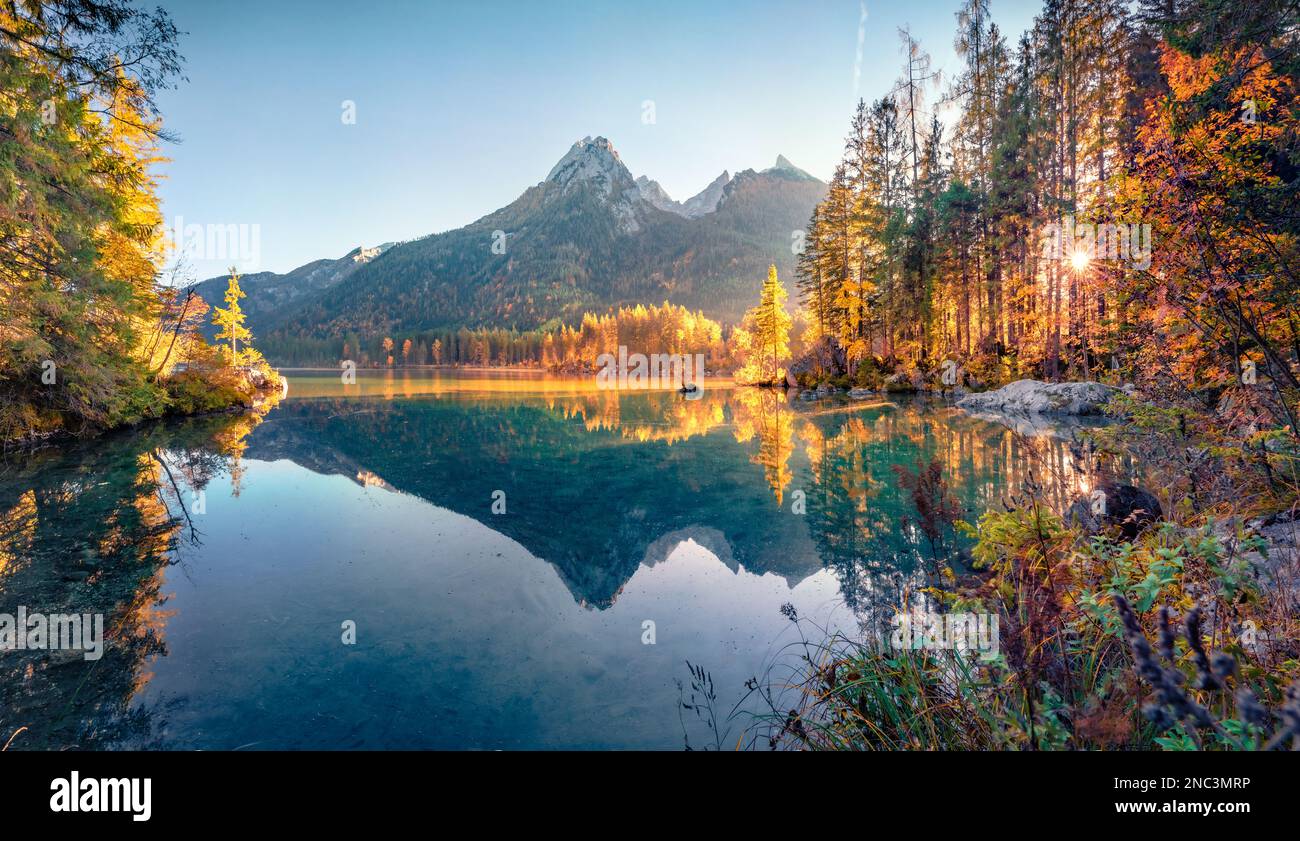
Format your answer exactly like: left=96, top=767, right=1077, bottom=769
left=694, top=431, right=1300, bottom=750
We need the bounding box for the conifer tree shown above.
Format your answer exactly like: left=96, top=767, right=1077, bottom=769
left=212, top=268, right=252, bottom=366
left=746, top=265, right=792, bottom=384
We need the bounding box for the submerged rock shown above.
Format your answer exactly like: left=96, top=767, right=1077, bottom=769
left=959, top=410, right=1099, bottom=440
left=957, top=379, right=1119, bottom=416
left=1066, top=484, right=1163, bottom=540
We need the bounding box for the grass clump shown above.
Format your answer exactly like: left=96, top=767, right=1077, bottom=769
left=707, top=445, right=1300, bottom=750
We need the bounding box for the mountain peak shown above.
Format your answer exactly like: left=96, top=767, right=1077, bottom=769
left=680, top=170, right=731, bottom=217
left=221, top=140, right=828, bottom=350
left=545, top=136, right=634, bottom=194
left=635, top=175, right=681, bottom=214
left=763, top=155, right=819, bottom=182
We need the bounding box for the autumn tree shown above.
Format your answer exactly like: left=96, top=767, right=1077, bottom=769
left=0, top=0, right=183, bottom=436
left=212, top=268, right=253, bottom=366
left=1114, top=3, right=1300, bottom=434
left=738, top=265, right=792, bottom=385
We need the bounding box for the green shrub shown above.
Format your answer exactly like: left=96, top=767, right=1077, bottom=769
left=754, top=494, right=1300, bottom=750
left=162, top=368, right=248, bottom=415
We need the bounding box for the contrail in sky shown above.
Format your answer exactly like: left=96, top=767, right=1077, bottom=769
left=853, top=2, right=869, bottom=98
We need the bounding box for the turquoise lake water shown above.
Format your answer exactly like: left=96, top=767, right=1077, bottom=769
left=0, top=370, right=1088, bottom=749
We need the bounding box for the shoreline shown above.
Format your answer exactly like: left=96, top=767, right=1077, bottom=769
left=2, top=373, right=285, bottom=454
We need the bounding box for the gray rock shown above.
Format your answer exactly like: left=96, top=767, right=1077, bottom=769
left=960, top=410, right=1099, bottom=439
left=788, top=336, right=848, bottom=379
left=956, top=379, right=1119, bottom=416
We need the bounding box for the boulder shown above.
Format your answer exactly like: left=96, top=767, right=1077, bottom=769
left=956, top=379, right=1119, bottom=416
left=847, top=387, right=874, bottom=400
left=235, top=365, right=282, bottom=392
left=788, top=336, right=848, bottom=380
left=1065, top=483, right=1163, bottom=540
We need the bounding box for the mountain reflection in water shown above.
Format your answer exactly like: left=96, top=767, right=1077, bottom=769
left=0, top=371, right=1101, bottom=749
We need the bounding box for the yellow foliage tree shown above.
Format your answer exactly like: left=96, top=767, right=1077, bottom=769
left=211, top=268, right=253, bottom=366
left=737, top=265, right=792, bottom=385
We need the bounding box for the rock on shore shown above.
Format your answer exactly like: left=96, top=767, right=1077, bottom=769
left=956, top=379, right=1119, bottom=416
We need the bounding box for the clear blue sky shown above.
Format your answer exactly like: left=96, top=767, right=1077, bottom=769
left=155, top=0, right=1040, bottom=279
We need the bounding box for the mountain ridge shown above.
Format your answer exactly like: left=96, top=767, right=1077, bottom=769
left=193, top=137, right=825, bottom=356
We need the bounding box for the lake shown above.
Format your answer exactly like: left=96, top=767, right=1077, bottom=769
left=0, top=369, right=1093, bottom=750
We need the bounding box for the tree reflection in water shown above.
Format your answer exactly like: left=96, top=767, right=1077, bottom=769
left=0, top=412, right=266, bottom=750
left=0, top=381, right=1098, bottom=749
